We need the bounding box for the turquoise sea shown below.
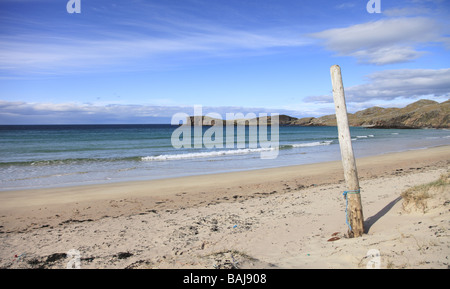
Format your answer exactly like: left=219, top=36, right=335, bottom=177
left=0, top=124, right=449, bottom=191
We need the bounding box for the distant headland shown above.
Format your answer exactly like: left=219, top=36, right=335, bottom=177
left=187, top=99, right=449, bottom=129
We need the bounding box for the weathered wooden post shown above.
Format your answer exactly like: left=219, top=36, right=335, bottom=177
left=330, top=65, right=364, bottom=238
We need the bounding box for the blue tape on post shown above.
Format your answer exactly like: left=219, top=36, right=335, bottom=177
left=343, top=190, right=360, bottom=232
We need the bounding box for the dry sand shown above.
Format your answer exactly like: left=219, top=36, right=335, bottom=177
left=0, top=145, right=449, bottom=269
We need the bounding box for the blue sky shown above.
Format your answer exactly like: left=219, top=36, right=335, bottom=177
left=0, top=0, right=449, bottom=124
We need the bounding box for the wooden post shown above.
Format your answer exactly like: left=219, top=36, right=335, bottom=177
left=330, top=65, right=364, bottom=238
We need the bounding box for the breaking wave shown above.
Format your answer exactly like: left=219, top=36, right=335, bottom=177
left=141, top=147, right=276, bottom=161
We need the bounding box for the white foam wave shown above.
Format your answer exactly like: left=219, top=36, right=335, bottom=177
left=291, top=141, right=332, bottom=148
left=141, top=147, right=275, bottom=161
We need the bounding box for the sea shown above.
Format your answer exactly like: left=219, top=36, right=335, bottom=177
left=1, top=124, right=449, bottom=191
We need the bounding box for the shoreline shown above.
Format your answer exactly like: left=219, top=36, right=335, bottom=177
left=1, top=145, right=449, bottom=231
left=0, top=145, right=449, bottom=268
left=0, top=146, right=430, bottom=193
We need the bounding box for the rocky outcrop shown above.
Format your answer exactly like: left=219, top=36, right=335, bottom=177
left=187, top=116, right=224, bottom=126
left=186, top=114, right=297, bottom=126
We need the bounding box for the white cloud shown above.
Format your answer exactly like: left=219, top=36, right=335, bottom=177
left=310, top=17, right=444, bottom=65
left=348, top=46, right=423, bottom=65
left=346, top=68, right=450, bottom=101
left=306, top=68, right=450, bottom=104
left=0, top=101, right=301, bottom=124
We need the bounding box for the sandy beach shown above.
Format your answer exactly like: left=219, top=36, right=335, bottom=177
left=0, top=145, right=449, bottom=269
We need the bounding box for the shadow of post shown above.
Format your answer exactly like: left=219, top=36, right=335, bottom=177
left=364, top=196, right=402, bottom=233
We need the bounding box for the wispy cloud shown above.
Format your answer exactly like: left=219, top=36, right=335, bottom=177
left=0, top=21, right=309, bottom=76
left=383, top=7, right=432, bottom=17
left=335, top=2, right=356, bottom=10
left=310, top=17, right=446, bottom=65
